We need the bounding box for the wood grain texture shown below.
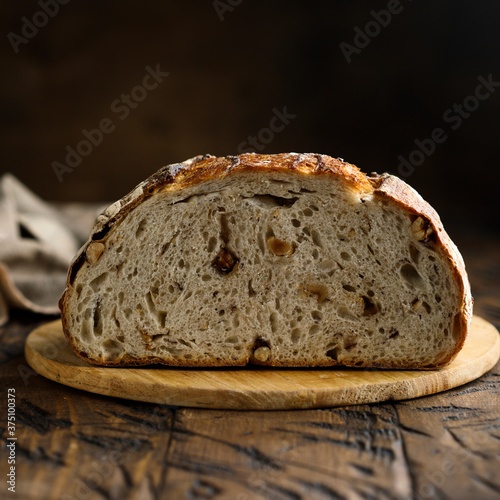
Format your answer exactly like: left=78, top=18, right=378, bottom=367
left=1, top=353, right=500, bottom=500
left=25, top=316, right=500, bottom=410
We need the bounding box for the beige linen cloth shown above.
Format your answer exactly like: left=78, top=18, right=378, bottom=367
left=0, top=174, right=91, bottom=325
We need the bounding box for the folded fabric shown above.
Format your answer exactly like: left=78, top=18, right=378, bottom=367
left=0, top=174, right=83, bottom=326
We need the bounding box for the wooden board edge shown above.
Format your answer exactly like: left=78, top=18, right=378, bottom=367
left=24, top=316, right=500, bottom=410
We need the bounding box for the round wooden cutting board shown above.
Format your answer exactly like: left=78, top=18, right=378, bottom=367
left=25, top=316, right=499, bottom=410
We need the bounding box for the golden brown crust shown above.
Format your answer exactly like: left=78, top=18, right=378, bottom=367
left=371, top=174, right=473, bottom=367
left=60, top=153, right=472, bottom=369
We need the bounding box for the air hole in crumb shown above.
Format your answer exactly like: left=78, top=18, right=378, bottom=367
left=400, top=263, right=426, bottom=290
left=309, top=324, right=320, bottom=335
left=343, top=284, right=356, bottom=292
left=93, top=300, right=102, bottom=336
left=246, top=194, right=298, bottom=208
left=326, top=347, right=339, bottom=361
left=340, top=252, right=351, bottom=261
left=291, top=329, right=301, bottom=343
left=389, top=329, right=399, bottom=339
left=208, top=237, right=217, bottom=253
left=344, top=337, right=357, bottom=351
left=159, top=312, right=167, bottom=328
left=135, top=219, right=147, bottom=239
left=338, top=307, right=358, bottom=321
left=270, top=312, right=278, bottom=333
left=291, top=219, right=301, bottom=228
left=409, top=245, right=421, bottom=264
left=367, top=290, right=375, bottom=297
left=362, top=296, right=378, bottom=316
left=311, top=310, right=323, bottom=322
left=89, top=272, right=108, bottom=292
left=257, top=232, right=266, bottom=254
left=102, top=339, right=124, bottom=358
left=311, top=230, right=323, bottom=248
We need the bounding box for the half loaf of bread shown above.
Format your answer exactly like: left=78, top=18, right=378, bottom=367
left=60, top=153, right=472, bottom=368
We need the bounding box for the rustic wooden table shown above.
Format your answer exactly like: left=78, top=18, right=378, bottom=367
left=1, top=224, right=499, bottom=500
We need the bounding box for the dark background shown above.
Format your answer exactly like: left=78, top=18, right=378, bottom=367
left=1, top=1, right=499, bottom=235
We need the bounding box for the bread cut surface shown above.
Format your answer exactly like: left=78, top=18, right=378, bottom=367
left=60, top=153, right=472, bottom=369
